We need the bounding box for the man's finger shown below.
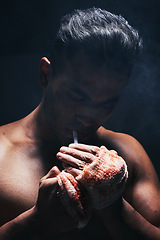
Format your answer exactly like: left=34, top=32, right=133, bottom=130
left=62, top=163, right=82, bottom=177
left=41, top=166, right=61, bottom=181
left=59, top=146, right=96, bottom=163
left=57, top=152, right=86, bottom=170
left=68, top=143, right=100, bottom=156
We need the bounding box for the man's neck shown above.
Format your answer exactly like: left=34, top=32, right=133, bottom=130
left=20, top=104, right=60, bottom=147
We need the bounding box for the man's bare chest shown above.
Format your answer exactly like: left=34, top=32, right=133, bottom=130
left=0, top=146, right=48, bottom=225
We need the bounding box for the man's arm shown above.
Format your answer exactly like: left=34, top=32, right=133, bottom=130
left=96, top=128, right=160, bottom=238
left=96, top=197, right=160, bottom=240
left=0, top=207, right=41, bottom=240
left=0, top=166, right=77, bottom=240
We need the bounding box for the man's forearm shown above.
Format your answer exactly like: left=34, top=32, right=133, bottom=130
left=0, top=207, right=43, bottom=240
left=96, top=198, right=160, bottom=240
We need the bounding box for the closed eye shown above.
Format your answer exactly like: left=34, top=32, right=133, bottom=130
left=65, top=88, right=87, bottom=101
left=100, top=98, right=119, bottom=108
left=69, top=91, right=84, bottom=101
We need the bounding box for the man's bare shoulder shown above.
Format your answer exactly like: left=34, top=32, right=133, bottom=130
left=0, top=120, right=33, bottom=182
left=0, top=122, right=16, bottom=159
left=0, top=121, right=23, bottom=159
left=96, top=126, right=159, bottom=183
left=96, top=126, right=144, bottom=159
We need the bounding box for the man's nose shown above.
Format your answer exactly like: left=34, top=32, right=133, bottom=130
left=75, top=106, right=98, bottom=127
left=76, top=115, right=93, bottom=127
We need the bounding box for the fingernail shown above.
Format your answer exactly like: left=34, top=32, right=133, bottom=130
left=56, top=152, right=62, bottom=159
left=69, top=143, right=76, bottom=147
left=60, top=146, right=67, bottom=152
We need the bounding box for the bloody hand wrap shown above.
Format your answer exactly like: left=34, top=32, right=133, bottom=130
left=57, top=171, right=90, bottom=228
left=76, top=146, right=128, bottom=209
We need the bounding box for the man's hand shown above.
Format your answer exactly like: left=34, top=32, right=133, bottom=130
left=57, top=143, right=128, bottom=209
left=0, top=166, right=79, bottom=240
left=57, top=143, right=100, bottom=177
left=34, top=166, right=78, bottom=235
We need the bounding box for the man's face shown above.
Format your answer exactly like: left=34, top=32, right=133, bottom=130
left=43, top=55, right=127, bottom=144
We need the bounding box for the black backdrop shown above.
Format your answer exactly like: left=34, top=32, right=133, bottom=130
left=0, top=0, right=160, bottom=177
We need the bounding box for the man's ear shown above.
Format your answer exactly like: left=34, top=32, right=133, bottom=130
left=40, top=57, right=51, bottom=88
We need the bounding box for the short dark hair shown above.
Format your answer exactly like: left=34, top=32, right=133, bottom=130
left=50, top=8, right=142, bottom=75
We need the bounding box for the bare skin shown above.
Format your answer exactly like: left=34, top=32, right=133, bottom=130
left=0, top=56, right=160, bottom=239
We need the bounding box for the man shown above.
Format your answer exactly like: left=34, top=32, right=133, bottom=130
left=0, top=7, right=159, bottom=240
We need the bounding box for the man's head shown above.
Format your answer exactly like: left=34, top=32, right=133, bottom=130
left=50, top=7, right=142, bottom=77
left=40, top=8, right=142, bottom=143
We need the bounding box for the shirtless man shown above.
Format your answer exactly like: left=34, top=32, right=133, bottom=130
left=0, top=8, right=160, bottom=240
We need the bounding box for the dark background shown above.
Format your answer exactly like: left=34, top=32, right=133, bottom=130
left=0, top=0, right=160, bottom=177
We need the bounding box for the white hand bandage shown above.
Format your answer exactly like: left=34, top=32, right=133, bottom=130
left=57, top=171, right=90, bottom=228
left=76, top=146, right=128, bottom=209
